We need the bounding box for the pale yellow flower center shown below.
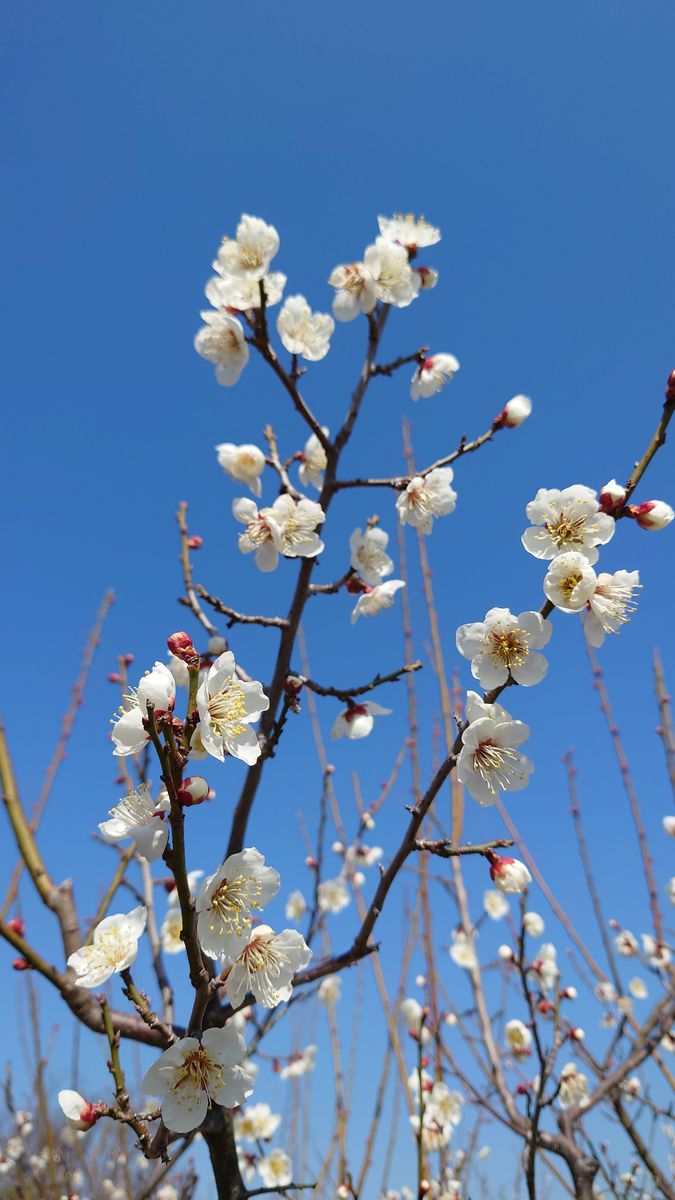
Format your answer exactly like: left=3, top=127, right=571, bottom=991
left=472, top=741, right=519, bottom=795
left=486, top=628, right=529, bottom=669
left=545, top=511, right=587, bottom=549
left=174, top=1046, right=221, bottom=1094
left=209, top=873, right=263, bottom=937
left=558, top=571, right=583, bottom=601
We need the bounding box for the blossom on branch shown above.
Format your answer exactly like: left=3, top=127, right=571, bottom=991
left=630, top=500, right=674, bottom=530
left=543, top=552, right=597, bottom=613
left=483, top=890, right=509, bottom=920
left=257, top=1149, right=293, bottom=1189
left=206, top=270, right=286, bottom=313
left=377, top=213, right=441, bottom=250
left=67, top=906, right=147, bottom=988
left=505, top=1019, right=532, bottom=1058
left=142, top=1027, right=253, bottom=1134
left=328, top=262, right=377, bottom=321
left=331, top=700, right=392, bottom=740
left=350, top=579, right=405, bottom=623
left=196, top=651, right=269, bottom=764
left=410, top=353, right=460, bottom=400
left=277, top=295, right=334, bottom=361
left=488, top=854, right=532, bottom=894
left=583, top=569, right=641, bottom=646
left=98, top=784, right=170, bottom=862
left=111, top=661, right=176, bottom=757
left=195, top=848, right=280, bottom=962
left=298, top=428, right=329, bottom=490
left=349, top=525, right=394, bottom=586
left=396, top=468, right=457, bottom=533
left=317, top=878, right=350, bottom=914
left=194, top=311, right=249, bottom=387
left=224, top=924, right=312, bottom=1008
left=216, top=443, right=266, bottom=496
left=279, top=1045, right=317, bottom=1079
left=235, top=1102, right=281, bottom=1141
left=456, top=607, right=551, bottom=689
left=57, top=1090, right=102, bottom=1131
left=496, top=395, right=532, bottom=428
left=522, top=485, right=615, bottom=563
left=215, top=214, right=280, bottom=283
left=363, top=237, right=420, bottom=307
left=457, top=698, right=532, bottom=806
left=558, top=1063, right=590, bottom=1109
left=234, top=495, right=325, bottom=571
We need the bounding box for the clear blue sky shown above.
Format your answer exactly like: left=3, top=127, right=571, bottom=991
left=2, top=2, right=674, bottom=1196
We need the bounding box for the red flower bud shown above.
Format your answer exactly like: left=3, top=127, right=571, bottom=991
left=7, top=918, right=25, bottom=937
left=108, top=672, right=122, bottom=683
left=122, top=653, right=135, bottom=665
left=177, top=776, right=210, bottom=807
left=167, top=632, right=199, bottom=664
left=665, top=370, right=675, bottom=403
left=345, top=576, right=369, bottom=595
left=12, top=957, right=32, bottom=971
left=187, top=535, right=203, bottom=550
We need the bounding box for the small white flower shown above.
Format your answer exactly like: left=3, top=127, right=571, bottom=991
left=483, top=890, right=509, bottom=920
left=498, top=944, right=514, bottom=961
left=427, top=1082, right=463, bottom=1127
left=235, top=1102, right=281, bottom=1142
left=232, top=497, right=279, bottom=572
left=489, top=855, right=532, bottom=894
left=595, top=981, right=617, bottom=1004
left=500, top=395, right=532, bottom=427
left=522, top=485, right=615, bottom=564
left=410, top=354, right=460, bottom=400
left=351, top=580, right=405, bottom=623
left=331, top=701, right=391, bottom=741
left=641, top=933, right=671, bottom=969
left=205, top=270, right=286, bottom=313
left=543, top=552, right=597, bottom=613
left=194, top=311, right=249, bottom=387
left=614, top=930, right=638, bottom=957
left=523, top=912, right=545, bottom=938
left=196, top=848, right=280, bottom=962
left=216, top=443, right=266, bottom=497
left=345, top=843, right=383, bottom=869
left=504, top=1019, right=532, bottom=1058
left=583, top=569, right=641, bottom=646
left=317, top=878, right=350, bottom=914
left=298, top=429, right=329, bottom=491
left=161, top=906, right=184, bottom=954
left=458, top=702, right=532, bottom=807
left=456, top=607, right=552, bottom=689
left=396, top=468, right=457, bottom=534
left=318, top=975, right=342, bottom=1007
left=529, top=944, right=559, bottom=992
left=328, top=262, right=377, bottom=321
left=628, top=977, right=648, bottom=999
left=67, top=907, right=147, bottom=988
left=632, top=500, right=674, bottom=530
left=98, top=785, right=170, bottom=862
left=111, top=662, right=176, bottom=757
left=225, top=925, right=311, bottom=1008
left=196, top=651, right=269, bottom=765
left=215, top=215, right=280, bottom=283
left=277, top=295, right=334, bottom=361
left=257, top=1148, right=293, bottom=1190
left=620, top=1076, right=641, bottom=1103
left=558, top=1063, right=589, bottom=1110
left=142, top=1027, right=253, bottom=1133
left=271, top=494, right=326, bottom=559
left=410, top=1112, right=451, bottom=1152
left=58, top=1091, right=99, bottom=1131
left=664, top=815, right=675, bottom=837
left=285, top=890, right=307, bottom=923
left=279, top=1045, right=316, bottom=1079
left=363, top=237, right=420, bottom=307
left=450, top=929, right=478, bottom=970
left=349, top=525, right=394, bottom=586
left=377, top=214, right=441, bottom=250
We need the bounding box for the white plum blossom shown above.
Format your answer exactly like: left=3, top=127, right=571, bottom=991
left=500, top=395, right=532, bottom=427
left=620, top=1076, right=641, bottom=1103
left=67, top=907, right=147, bottom=988
left=205, top=270, right=286, bottom=313
left=377, top=214, right=441, bottom=250
left=225, top=925, right=312, bottom=1008
left=257, top=1149, right=293, bottom=1190
left=279, top=1045, right=317, bottom=1079
left=522, top=485, right=615, bottom=564
left=505, top=1019, right=532, bottom=1058
left=350, top=580, right=405, bottom=623
left=410, top=354, right=460, bottom=400
left=331, top=700, right=391, bottom=741
left=215, top=443, right=266, bottom=496
left=489, top=855, right=532, bottom=894
left=196, top=651, right=269, bottom=764
left=298, top=429, right=329, bottom=491
left=363, top=237, right=419, bottom=307
left=641, top=933, right=671, bottom=969
left=543, top=552, right=598, bottom=613
left=614, top=930, right=638, bottom=957
left=450, top=929, right=478, bottom=970
left=456, top=607, right=552, bottom=689
left=427, top=1082, right=463, bottom=1127
left=523, top=912, right=545, bottom=938
left=57, top=1091, right=100, bottom=1131
left=583, top=570, right=641, bottom=647
left=558, top=1063, right=590, bottom=1110
left=632, top=500, right=674, bottom=530
left=349, top=525, right=394, bottom=586
left=595, top=981, right=617, bottom=1004
left=285, top=890, right=307, bottom=923
left=111, top=662, right=175, bottom=757
left=457, top=698, right=532, bottom=806
left=98, top=785, right=170, bottom=862
left=194, top=311, right=249, bottom=387
left=142, top=1027, right=253, bottom=1134
left=410, top=1111, right=451, bottom=1152
left=328, top=262, right=377, bottom=321
left=277, top=295, right=334, bottom=361
left=161, top=906, right=184, bottom=954
left=215, top=215, right=279, bottom=283
left=396, top=468, right=457, bottom=533
left=667, top=877, right=675, bottom=905
left=483, top=890, right=509, bottom=920
left=235, top=1103, right=281, bottom=1142
left=196, top=849, right=280, bottom=962
left=663, top=815, right=675, bottom=837
left=629, top=977, right=648, bottom=1000
left=234, top=495, right=325, bottom=571
left=318, top=975, right=342, bottom=1007
left=529, top=943, right=560, bottom=992
left=317, top=878, right=350, bottom=914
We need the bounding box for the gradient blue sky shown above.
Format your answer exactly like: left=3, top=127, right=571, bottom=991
left=2, top=2, right=675, bottom=1196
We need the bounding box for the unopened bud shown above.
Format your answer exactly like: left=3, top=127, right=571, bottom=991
left=665, top=369, right=675, bottom=403
left=362, top=811, right=375, bottom=830
left=208, top=636, right=227, bottom=655
left=537, top=999, right=554, bottom=1015
left=516, top=1082, right=531, bottom=1095
left=122, top=653, right=135, bottom=665
left=415, top=267, right=438, bottom=290
left=495, top=394, right=532, bottom=429
left=415, top=974, right=427, bottom=987
left=12, top=957, right=32, bottom=971
left=598, top=479, right=626, bottom=513
left=336, top=1187, right=351, bottom=1200
left=569, top=1027, right=585, bottom=1041
left=177, top=776, right=210, bottom=807
left=187, top=535, right=203, bottom=549
left=628, top=500, right=674, bottom=531
left=332, top=841, right=345, bottom=855
left=561, top=986, right=577, bottom=1000
left=285, top=675, right=304, bottom=695
left=498, top=944, right=514, bottom=961
left=345, top=576, right=369, bottom=595
left=305, top=856, right=318, bottom=870
left=108, top=672, right=122, bottom=684
left=7, top=918, right=25, bottom=937
left=488, top=853, right=532, bottom=894
left=167, top=632, right=199, bottom=664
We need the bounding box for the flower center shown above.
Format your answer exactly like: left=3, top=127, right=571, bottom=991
left=209, top=873, right=262, bottom=936
left=545, top=511, right=587, bottom=549
left=109, top=784, right=154, bottom=826
left=208, top=679, right=248, bottom=738
left=472, top=740, right=519, bottom=795
left=558, top=571, right=583, bottom=600
left=174, top=1046, right=220, bottom=1094
left=486, top=628, right=529, bottom=669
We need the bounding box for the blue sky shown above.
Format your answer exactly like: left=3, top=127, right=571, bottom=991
left=2, top=2, right=675, bottom=1196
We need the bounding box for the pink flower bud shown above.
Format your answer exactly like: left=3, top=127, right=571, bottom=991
left=665, top=370, right=675, bottom=403
left=7, top=918, right=25, bottom=937
left=305, top=856, right=318, bottom=870
left=207, top=635, right=227, bottom=655
left=487, top=853, right=532, bottom=894
left=496, top=394, right=532, bottom=429
left=598, top=478, right=626, bottom=513
left=187, top=535, right=203, bottom=549
left=167, top=632, right=199, bottom=664
left=516, top=1082, right=531, bottom=1095
left=629, top=500, right=674, bottom=531
left=177, top=776, right=210, bottom=807
left=122, top=653, right=135, bottom=665
left=12, top=957, right=32, bottom=971
left=108, top=672, right=122, bottom=683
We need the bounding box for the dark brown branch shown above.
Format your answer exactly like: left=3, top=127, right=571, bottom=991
left=414, top=838, right=513, bottom=859
left=298, top=660, right=421, bottom=702
left=195, top=585, right=289, bottom=628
